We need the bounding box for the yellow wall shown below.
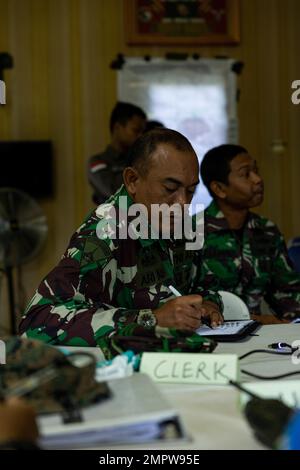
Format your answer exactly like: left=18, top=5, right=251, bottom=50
left=0, top=0, right=300, bottom=328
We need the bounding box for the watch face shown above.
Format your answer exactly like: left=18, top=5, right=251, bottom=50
left=138, top=311, right=157, bottom=329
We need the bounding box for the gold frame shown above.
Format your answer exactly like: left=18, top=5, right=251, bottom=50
left=124, top=0, right=240, bottom=46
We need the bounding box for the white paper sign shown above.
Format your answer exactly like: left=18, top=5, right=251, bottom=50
left=140, top=352, right=238, bottom=385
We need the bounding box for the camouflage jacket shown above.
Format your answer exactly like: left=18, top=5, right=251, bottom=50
left=19, top=186, right=221, bottom=348
left=200, top=201, right=300, bottom=319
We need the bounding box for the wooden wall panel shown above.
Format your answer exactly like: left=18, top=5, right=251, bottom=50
left=286, top=0, right=300, bottom=239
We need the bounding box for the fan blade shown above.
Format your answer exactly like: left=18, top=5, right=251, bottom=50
left=0, top=188, right=48, bottom=266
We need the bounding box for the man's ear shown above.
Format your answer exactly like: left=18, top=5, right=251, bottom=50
left=123, top=167, right=140, bottom=199
left=210, top=181, right=227, bottom=199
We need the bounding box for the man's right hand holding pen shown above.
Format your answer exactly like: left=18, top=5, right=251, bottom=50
left=152, top=286, right=223, bottom=333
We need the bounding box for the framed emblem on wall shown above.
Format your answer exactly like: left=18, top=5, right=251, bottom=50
left=124, top=0, right=240, bottom=46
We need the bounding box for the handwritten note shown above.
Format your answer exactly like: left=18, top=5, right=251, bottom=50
left=239, top=380, right=300, bottom=408
left=140, top=352, right=238, bottom=385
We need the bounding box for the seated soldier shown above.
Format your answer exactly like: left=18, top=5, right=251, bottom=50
left=19, top=129, right=223, bottom=351
left=88, top=102, right=146, bottom=205
left=200, top=144, right=300, bottom=323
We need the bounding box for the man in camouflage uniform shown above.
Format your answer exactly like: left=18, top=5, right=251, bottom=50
left=200, top=144, right=300, bottom=321
left=19, top=129, right=223, bottom=349
left=88, top=102, right=146, bottom=205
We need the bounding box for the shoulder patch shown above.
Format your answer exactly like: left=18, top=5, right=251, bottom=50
left=90, top=161, right=107, bottom=173
left=80, top=237, right=112, bottom=268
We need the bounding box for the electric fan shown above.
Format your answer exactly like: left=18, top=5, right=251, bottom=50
left=0, top=188, right=48, bottom=334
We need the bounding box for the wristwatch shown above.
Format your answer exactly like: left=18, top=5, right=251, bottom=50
left=137, top=310, right=157, bottom=329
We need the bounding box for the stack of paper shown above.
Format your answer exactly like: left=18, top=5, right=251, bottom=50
left=38, top=373, right=187, bottom=449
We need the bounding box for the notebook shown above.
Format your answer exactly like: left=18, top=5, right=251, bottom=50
left=37, top=373, right=188, bottom=449
left=196, top=320, right=259, bottom=342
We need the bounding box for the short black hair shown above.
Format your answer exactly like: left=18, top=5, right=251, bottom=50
left=144, top=120, right=165, bottom=133
left=126, top=128, right=196, bottom=175
left=110, top=102, right=146, bottom=133
left=200, top=144, right=248, bottom=196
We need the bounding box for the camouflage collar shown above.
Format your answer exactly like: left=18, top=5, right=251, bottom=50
left=112, top=187, right=197, bottom=249
left=205, top=200, right=261, bottom=233
left=100, top=187, right=201, bottom=249
left=112, top=186, right=167, bottom=249
left=114, top=184, right=133, bottom=208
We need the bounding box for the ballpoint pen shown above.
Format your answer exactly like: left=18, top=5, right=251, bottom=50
left=168, top=285, right=212, bottom=329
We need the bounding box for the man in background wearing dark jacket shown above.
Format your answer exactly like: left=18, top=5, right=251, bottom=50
left=88, top=102, right=146, bottom=205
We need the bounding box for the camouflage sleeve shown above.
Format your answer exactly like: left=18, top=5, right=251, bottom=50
left=265, top=228, right=300, bottom=320
left=191, top=250, right=223, bottom=313
left=18, top=233, right=151, bottom=348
